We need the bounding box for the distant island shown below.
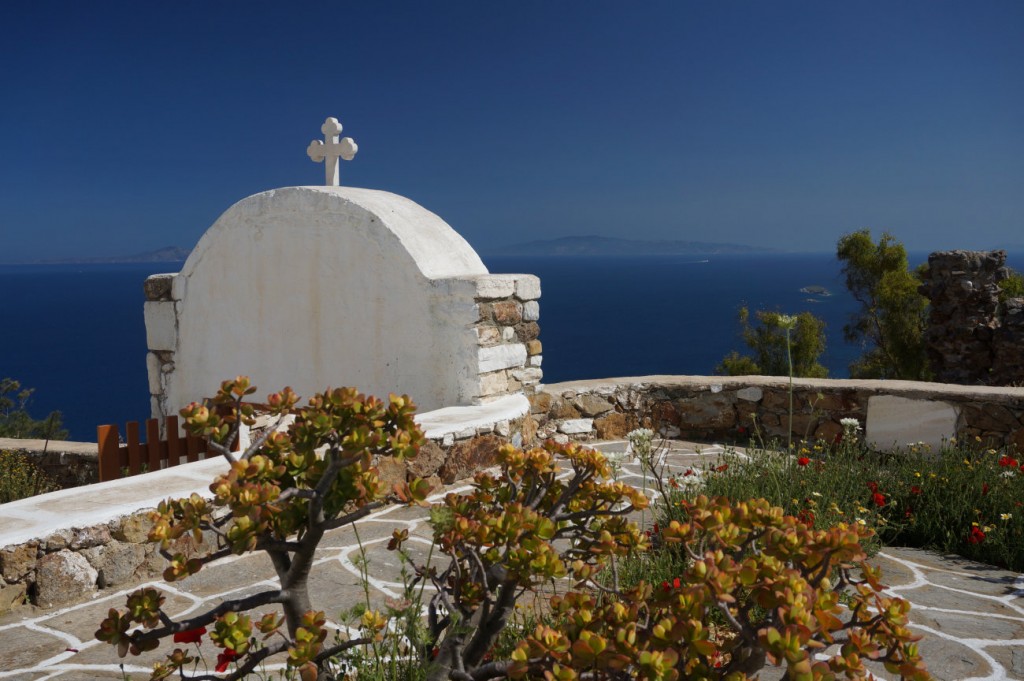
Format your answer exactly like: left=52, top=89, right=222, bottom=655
left=799, top=285, right=832, bottom=296
left=488, top=235, right=775, bottom=257
left=13, top=246, right=191, bottom=265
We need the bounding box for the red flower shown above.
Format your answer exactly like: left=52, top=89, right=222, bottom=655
left=866, top=481, right=879, bottom=493
left=715, top=464, right=729, bottom=472
left=683, top=469, right=694, bottom=477
left=661, top=580, right=671, bottom=592
left=797, top=457, right=810, bottom=467
left=910, top=485, right=922, bottom=496
left=872, top=492, right=886, bottom=507
left=982, top=483, right=990, bottom=496
left=967, top=526, right=986, bottom=545
left=998, top=456, right=1019, bottom=468
left=172, top=626, right=206, bottom=644
left=673, top=577, right=681, bottom=589
left=737, top=426, right=747, bottom=434
left=216, top=649, right=240, bottom=673
left=797, top=509, right=815, bottom=526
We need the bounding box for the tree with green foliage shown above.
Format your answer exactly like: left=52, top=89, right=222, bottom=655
left=0, top=378, right=68, bottom=440
left=999, top=267, right=1024, bottom=301
left=836, top=230, right=930, bottom=380
left=717, top=307, right=828, bottom=378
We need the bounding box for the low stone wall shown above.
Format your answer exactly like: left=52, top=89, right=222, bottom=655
left=0, top=439, right=98, bottom=489
left=0, top=399, right=536, bottom=614
left=531, top=375, right=1024, bottom=452
left=0, top=508, right=182, bottom=614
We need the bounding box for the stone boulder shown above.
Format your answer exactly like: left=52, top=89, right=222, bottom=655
left=35, top=551, right=98, bottom=608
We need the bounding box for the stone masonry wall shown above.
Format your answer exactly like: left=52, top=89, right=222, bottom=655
left=0, top=416, right=537, bottom=614
left=531, top=376, right=1024, bottom=453
left=920, top=250, right=1024, bottom=386
left=471, top=274, right=543, bottom=401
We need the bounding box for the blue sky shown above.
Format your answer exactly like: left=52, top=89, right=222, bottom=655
left=1, top=1, right=1022, bottom=260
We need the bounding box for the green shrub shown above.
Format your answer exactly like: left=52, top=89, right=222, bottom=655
left=999, top=268, right=1024, bottom=301
left=0, top=449, right=60, bottom=503
left=685, top=434, right=1024, bottom=572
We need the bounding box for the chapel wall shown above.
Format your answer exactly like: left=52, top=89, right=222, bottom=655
left=141, top=187, right=543, bottom=424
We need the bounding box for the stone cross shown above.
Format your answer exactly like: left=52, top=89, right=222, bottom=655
left=306, top=117, right=358, bottom=186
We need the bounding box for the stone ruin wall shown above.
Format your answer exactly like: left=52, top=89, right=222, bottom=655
left=920, top=249, right=1024, bottom=386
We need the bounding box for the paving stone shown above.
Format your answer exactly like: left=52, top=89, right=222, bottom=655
left=910, top=634, right=994, bottom=681
left=0, top=625, right=72, bottom=672
left=36, top=589, right=195, bottom=644
left=988, top=644, right=1024, bottom=678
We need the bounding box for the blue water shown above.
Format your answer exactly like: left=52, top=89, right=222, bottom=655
left=0, top=253, right=931, bottom=441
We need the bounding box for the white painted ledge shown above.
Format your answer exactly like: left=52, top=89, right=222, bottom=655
left=0, top=396, right=531, bottom=548
left=415, top=394, right=530, bottom=440
left=0, top=457, right=230, bottom=549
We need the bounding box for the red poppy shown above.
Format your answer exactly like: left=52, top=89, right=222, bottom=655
left=673, top=577, right=681, bottom=589
left=998, top=456, right=1020, bottom=468
left=982, top=483, right=990, bottom=496
left=797, top=457, right=810, bottom=466
left=661, top=580, right=671, bottom=593
left=715, top=464, right=729, bottom=472
left=967, top=526, right=986, bottom=544
left=173, top=626, right=206, bottom=644
left=866, top=481, right=879, bottom=493
left=216, top=649, right=240, bottom=673
left=683, top=469, right=694, bottom=477
left=910, top=485, right=922, bottom=495
left=872, top=492, right=886, bottom=507
left=797, top=509, right=815, bottom=527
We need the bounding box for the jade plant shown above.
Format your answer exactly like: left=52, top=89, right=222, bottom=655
left=95, top=377, right=430, bottom=680
left=95, top=377, right=928, bottom=681
left=391, top=440, right=651, bottom=681
left=509, top=495, right=930, bottom=680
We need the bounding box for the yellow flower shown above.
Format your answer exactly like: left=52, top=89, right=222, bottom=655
left=811, top=491, right=822, bottom=497
left=914, top=471, right=921, bottom=478
left=855, top=518, right=867, bottom=526
left=1001, top=513, right=1013, bottom=521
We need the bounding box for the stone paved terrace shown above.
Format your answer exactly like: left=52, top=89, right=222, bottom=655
left=1, top=441, right=1022, bottom=680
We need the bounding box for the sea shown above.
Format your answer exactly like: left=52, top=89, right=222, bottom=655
left=0, top=251, right=984, bottom=441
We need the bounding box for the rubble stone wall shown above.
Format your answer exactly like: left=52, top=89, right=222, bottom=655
left=531, top=376, right=1024, bottom=453
left=920, top=250, right=1024, bottom=386
left=0, top=414, right=536, bottom=614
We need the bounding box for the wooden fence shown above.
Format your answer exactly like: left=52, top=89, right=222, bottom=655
left=96, top=416, right=211, bottom=482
